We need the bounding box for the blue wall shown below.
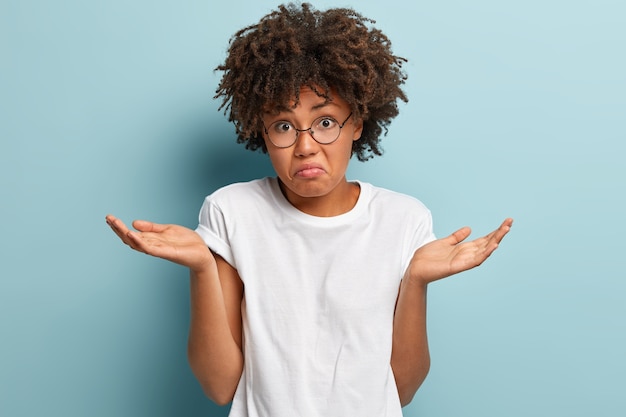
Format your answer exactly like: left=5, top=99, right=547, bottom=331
left=2, top=0, right=624, bottom=416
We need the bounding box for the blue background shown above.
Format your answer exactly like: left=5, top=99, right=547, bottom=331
left=2, top=0, right=624, bottom=416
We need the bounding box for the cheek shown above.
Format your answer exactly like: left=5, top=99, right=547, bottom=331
left=340, top=138, right=356, bottom=160
left=266, top=149, right=290, bottom=173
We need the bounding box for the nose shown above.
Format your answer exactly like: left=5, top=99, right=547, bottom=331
left=293, top=129, right=319, bottom=156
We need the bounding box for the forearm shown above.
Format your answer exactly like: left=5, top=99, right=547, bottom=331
left=187, top=266, right=243, bottom=405
left=391, top=277, right=430, bottom=407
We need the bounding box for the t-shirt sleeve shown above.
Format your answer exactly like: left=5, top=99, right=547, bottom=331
left=195, top=196, right=237, bottom=268
left=414, top=208, right=437, bottom=247
left=402, top=207, right=437, bottom=274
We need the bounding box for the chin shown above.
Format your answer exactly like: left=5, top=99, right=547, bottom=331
left=283, top=179, right=333, bottom=199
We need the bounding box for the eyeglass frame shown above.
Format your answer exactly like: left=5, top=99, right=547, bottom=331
left=262, top=112, right=353, bottom=148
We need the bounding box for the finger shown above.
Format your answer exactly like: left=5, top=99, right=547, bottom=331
left=126, top=230, right=179, bottom=259
left=105, top=214, right=122, bottom=230
left=125, top=230, right=151, bottom=253
left=488, top=218, right=513, bottom=244
left=106, top=215, right=155, bottom=252
left=477, top=218, right=513, bottom=257
left=132, top=219, right=168, bottom=233
left=449, top=226, right=472, bottom=244
left=105, top=215, right=133, bottom=242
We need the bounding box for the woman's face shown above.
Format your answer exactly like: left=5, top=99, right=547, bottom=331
left=261, top=86, right=363, bottom=215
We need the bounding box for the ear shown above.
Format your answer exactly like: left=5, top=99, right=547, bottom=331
left=352, top=117, right=364, bottom=141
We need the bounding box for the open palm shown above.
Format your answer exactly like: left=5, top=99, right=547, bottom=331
left=406, top=218, right=513, bottom=285
left=105, top=214, right=214, bottom=272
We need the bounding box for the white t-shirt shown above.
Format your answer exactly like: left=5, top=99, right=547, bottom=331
left=196, top=177, right=435, bottom=417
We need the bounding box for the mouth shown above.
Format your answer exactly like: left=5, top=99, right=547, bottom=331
left=294, top=164, right=326, bottom=178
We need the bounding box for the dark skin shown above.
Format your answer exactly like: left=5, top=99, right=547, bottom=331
left=106, top=79, right=514, bottom=408
left=106, top=213, right=512, bottom=405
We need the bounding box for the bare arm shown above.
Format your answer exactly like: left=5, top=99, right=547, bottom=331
left=105, top=215, right=244, bottom=404
left=188, top=255, right=244, bottom=405
left=391, top=278, right=430, bottom=406
left=391, top=218, right=513, bottom=406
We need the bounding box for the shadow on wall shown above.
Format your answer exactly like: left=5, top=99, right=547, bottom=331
left=184, top=117, right=275, bottom=199
left=145, top=117, right=273, bottom=416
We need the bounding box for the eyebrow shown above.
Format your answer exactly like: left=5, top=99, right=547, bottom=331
left=272, top=100, right=337, bottom=114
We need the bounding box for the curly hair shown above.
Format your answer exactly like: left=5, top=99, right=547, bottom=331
left=214, top=2, right=408, bottom=161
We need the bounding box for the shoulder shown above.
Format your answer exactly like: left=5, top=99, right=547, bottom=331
left=360, top=182, right=431, bottom=215
left=197, top=177, right=279, bottom=233
left=356, top=181, right=436, bottom=250
left=205, top=177, right=275, bottom=206
left=198, top=177, right=282, bottom=225
left=209, top=177, right=273, bottom=197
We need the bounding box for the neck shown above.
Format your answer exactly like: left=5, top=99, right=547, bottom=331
left=278, top=179, right=360, bottom=217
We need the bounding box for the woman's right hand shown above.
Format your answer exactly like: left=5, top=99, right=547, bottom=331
left=105, top=214, right=215, bottom=272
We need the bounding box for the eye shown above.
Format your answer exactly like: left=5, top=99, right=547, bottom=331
left=314, top=117, right=338, bottom=130
left=271, top=121, right=294, bottom=134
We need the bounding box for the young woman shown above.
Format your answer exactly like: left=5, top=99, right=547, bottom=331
left=106, top=3, right=512, bottom=416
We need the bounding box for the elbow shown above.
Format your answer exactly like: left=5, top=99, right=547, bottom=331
left=202, top=385, right=235, bottom=406
left=187, top=351, right=241, bottom=406
left=190, top=367, right=238, bottom=406
left=191, top=365, right=237, bottom=406
left=396, top=359, right=431, bottom=407
left=398, top=382, right=420, bottom=407
left=399, top=392, right=415, bottom=408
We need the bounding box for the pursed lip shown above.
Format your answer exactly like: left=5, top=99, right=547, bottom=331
left=293, top=163, right=326, bottom=178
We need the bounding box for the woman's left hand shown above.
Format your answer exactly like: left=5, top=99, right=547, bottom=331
left=406, top=218, right=513, bottom=286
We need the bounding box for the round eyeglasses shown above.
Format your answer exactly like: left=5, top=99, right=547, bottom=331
left=263, top=113, right=353, bottom=148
